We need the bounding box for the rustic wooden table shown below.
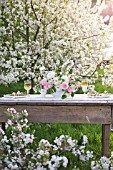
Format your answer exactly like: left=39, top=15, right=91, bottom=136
left=0, top=94, right=113, bottom=157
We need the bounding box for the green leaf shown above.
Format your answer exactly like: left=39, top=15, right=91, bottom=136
left=5, top=111, right=12, bottom=118
left=71, top=92, right=74, bottom=97
left=62, top=94, right=67, bottom=99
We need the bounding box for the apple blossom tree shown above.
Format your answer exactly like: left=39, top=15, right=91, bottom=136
left=0, top=0, right=112, bottom=87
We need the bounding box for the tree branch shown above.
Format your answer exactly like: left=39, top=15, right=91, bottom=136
left=43, top=17, right=58, bottom=48
left=25, top=0, right=29, bottom=52
left=46, top=16, right=57, bottom=26
left=11, top=0, right=15, bottom=50
left=80, top=34, right=100, bottom=40
left=33, top=26, right=40, bottom=41
left=80, top=67, right=97, bottom=78
left=30, top=0, right=38, bottom=21
left=67, top=34, right=101, bottom=42
left=14, top=28, right=26, bottom=39
left=30, top=0, right=40, bottom=41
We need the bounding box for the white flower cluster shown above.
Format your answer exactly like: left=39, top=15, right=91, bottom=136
left=48, top=155, right=68, bottom=170
left=0, top=108, right=95, bottom=169
left=91, top=156, right=110, bottom=170
left=0, top=0, right=112, bottom=84
left=54, top=134, right=76, bottom=151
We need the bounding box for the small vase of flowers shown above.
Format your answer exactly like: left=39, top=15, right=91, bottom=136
left=34, top=71, right=55, bottom=97
left=34, top=69, right=81, bottom=99
left=52, top=73, right=76, bottom=99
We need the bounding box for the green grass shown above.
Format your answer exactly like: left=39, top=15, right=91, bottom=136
left=30, top=122, right=113, bottom=160
left=32, top=123, right=102, bottom=158
left=0, top=81, right=113, bottom=160
left=0, top=81, right=24, bottom=97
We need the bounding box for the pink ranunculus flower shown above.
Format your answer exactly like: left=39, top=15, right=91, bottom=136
left=68, top=86, right=75, bottom=93
left=44, top=83, right=49, bottom=90
left=40, top=78, right=47, bottom=85
left=62, top=82, right=68, bottom=90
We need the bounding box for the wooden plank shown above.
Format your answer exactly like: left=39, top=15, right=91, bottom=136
left=0, top=105, right=111, bottom=124
left=0, top=123, right=3, bottom=164
left=102, top=124, right=110, bottom=157
left=0, top=106, right=7, bottom=122
left=0, top=99, right=110, bottom=106
left=111, top=106, right=113, bottom=130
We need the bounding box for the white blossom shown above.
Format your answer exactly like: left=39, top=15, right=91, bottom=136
left=0, top=0, right=111, bottom=85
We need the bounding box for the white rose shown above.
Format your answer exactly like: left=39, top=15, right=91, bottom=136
left=39, top=66, right=45, bottom=71
left=53, top=77, right=59, bottom=85
left=62, top=75, right=69, bottom=83
left=47, top=71, right=55, bottom=80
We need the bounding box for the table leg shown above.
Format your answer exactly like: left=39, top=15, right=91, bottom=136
left=102, top=124, right=110, bottom=157
left=111, top=106, right=113, bottom=131
left=0, top=122, right=5, bottom=166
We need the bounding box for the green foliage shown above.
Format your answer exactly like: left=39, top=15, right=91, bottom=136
left=62, top=94, right=67, bottom=99
left=0, top=81, right=24, bottom=97
left=30, top=123, right=103, bottom=158
left=95, top=80, right=113, bottom=94
left=94, top=68, right=113, bottom=93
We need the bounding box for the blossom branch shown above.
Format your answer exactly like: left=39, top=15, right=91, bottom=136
left=30, top=0, right=38, bottom=21
left=25, top=0, right=29, bottom=52
left=2, top=16, right=26, bottom=39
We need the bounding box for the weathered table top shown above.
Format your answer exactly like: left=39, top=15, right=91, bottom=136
left=0, top=94, right=113, bottom=105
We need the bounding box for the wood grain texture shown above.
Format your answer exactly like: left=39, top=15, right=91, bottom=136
left=111, top=106, right=113, bottom=129
left=0, top=99, right=111, bottom=106
left=0, top=123, right=3, bottom=162
left=0, top=105, right=111, bottom=124
left=102, top=124, right=110, bottom=157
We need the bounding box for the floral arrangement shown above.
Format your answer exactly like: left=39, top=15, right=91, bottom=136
left=34, top=62, right=81, bottom=98
left=34, top=70, right=55, bottom=95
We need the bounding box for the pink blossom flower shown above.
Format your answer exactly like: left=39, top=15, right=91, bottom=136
left=68, top=86, right=75, bottom=93
left=62, top=82, right=68, bottom=90
left=44, top=83, right=49, bottom=90
left=77, top=82, right=81, bottom=87
left=40, top=78, right=47, bottom=85
left=40, top=85, right=42, bottom=89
